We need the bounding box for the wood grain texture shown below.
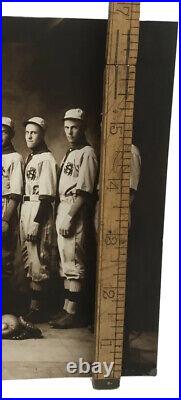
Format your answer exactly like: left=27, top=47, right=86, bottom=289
left=94, top=2, right=140, bottom=382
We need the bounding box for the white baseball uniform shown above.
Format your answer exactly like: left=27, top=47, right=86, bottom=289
left=20, top=147, right=58, bottom=283
left=2, top=145, right=24, bottom=276
left=56, top=144, right=98, bottom=280
left=130, top=144, right=141, bottom=191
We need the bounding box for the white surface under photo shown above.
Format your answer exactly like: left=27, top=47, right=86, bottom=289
left=2, top=4, right=178, bottom=392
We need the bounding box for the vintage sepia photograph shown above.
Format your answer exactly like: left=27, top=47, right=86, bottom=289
left=2, top=13, right=177, bottom=381
left=2, top=16, right=107, bottom=379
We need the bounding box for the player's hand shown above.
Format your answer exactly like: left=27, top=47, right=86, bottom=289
left=2, top=220, right=9, bottom=237
left=59, top=215, right=72, bottom=238
left=26, top=222, right=39, bottom=243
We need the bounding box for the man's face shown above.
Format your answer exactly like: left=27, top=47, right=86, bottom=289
left=2, top=125, right=11, bottom=147
left=25, top=123, right=44, bottom=149
left=64, top=119, right=83, bottom=146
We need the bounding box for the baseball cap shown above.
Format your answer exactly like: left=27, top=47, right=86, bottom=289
left=23, top=117, right=47, bottom=131
left=63, top=108, right=86, bottom=122
left=2, top=117, right=15, bottom=132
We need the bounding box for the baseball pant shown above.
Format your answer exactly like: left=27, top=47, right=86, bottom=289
left=20, top=201, right=53, bottom=282
left=56, top=199, right=86, bottom=280
left=2, top=197, right=18, bottom=278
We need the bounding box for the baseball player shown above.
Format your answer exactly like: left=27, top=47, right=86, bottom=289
left=50, top=108, right=98, bottom=329
left=2, top=117, right=24, bottom=313
left=20, top=117, right=58, bottom=323
left=129, top=143, right=141, bottom=226
left=94, top=143, right=141, bottom=232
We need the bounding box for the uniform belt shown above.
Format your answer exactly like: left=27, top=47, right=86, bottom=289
left=23, top=195, right=40, bottom=202
left=59, top=195, right=76, bottom=204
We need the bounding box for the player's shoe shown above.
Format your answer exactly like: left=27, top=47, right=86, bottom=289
left=49, top=309, right=68, bottom=326
left=50, top=313, right=84, bottom=329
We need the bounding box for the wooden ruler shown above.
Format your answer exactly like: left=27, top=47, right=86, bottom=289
left=93, top=2, right=140, bottom=389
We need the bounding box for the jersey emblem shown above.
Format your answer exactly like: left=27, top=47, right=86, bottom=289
left=27, top=167, right=37, bottom=181
left=2, top=167, right=8, bottom=178
left=32, top=185, right=39, bottom=195
left=64, top=162, right=73, bottom=176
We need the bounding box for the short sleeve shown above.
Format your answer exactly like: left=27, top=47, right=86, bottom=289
left=10, top=155, right=24, bottom=199
left=130, top=145, right=141, bottom=191
left=76, top=148, right=98, bottom=194
left=38, top=158, right=58, bottom=200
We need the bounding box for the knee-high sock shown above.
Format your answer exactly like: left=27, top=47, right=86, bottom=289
left=66, top=279, right=82, bottom=315
left=30, top=281, right=42, bottom=311
left=63, top=279, right=70, bottom=312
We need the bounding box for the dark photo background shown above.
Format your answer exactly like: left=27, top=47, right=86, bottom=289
left=3, top=18, right=106, bottom=160
left=124, top=21, right=177, bottom=374
left=3, top=18, right=177, bottom=375
left=3, top=18, right=106, bottom=324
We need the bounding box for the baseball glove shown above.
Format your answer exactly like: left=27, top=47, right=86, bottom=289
left=2, top=314, right=20, bottom=338
left=2, top=314, right=43, bottom=340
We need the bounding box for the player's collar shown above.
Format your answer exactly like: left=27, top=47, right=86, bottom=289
left=68, top=136, right=90, bottom=151
left=31, top=141, right=50, bottom=155
left=2, top=143, right=16, bottom=154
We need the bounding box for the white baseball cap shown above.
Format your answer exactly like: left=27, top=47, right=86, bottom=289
left=2, top=117, right=15, bottom=132
left=23, top=117, right=47, bottom=131
left=63, top=108, right=86, bottom=122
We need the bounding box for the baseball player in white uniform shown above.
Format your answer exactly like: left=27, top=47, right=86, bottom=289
left=129, top=143, right=141, bottom=226
left=20, top=117, right=58, bottom=323
left=50, top=108, right=98, bottom=329
left=94, top=143, right=141, bottom=233
left=2, top=117, right=24, bottom=313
